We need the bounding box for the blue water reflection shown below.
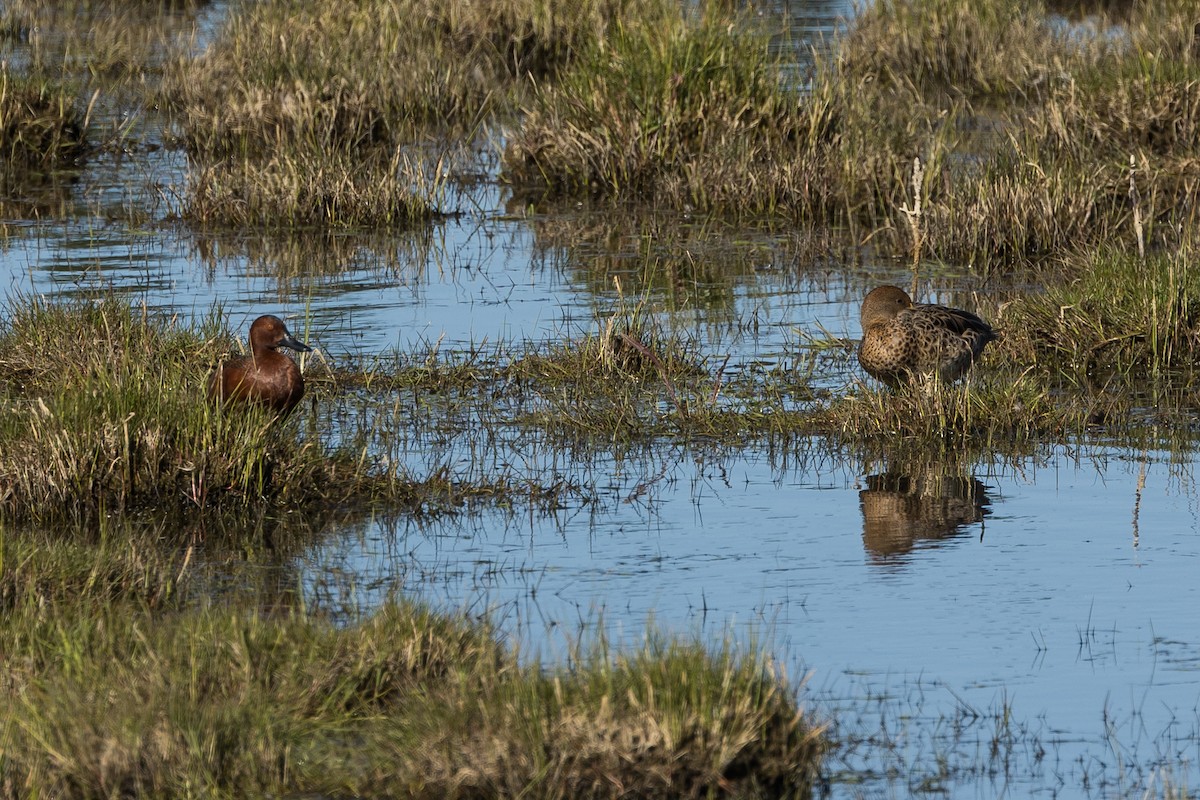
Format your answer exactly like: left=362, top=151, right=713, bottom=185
left=303, top=442, right=1200, bottom=797
left=4, top=188, right=1198, bottom=795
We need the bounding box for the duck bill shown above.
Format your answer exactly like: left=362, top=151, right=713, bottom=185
left=281, top=331, right=313, bottom=353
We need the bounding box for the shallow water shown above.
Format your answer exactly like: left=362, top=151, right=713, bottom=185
left=3, top=1, right=1199, bottom=796
left=300, top=440, right=1200, bottom=796
left=6, top=193, right=1197, bottom=796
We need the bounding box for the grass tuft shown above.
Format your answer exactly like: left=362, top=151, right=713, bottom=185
left=0, top=568, right=824, bottom=799
left=163, top=0, right=640, bottom=229
left=1000, top=247, right=1200, bottom=377
left=0, top=296, right=584, bottom=524
left=184, top=148, right=444, bottom=229
left=836, top=0, right=1065, bottom=101
left=0, top=71, right=85, bottom=172
left=503, top=0, right=822, bottom=214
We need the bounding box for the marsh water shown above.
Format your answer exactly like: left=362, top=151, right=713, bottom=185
left=4, top=2, right=1200, bottom=798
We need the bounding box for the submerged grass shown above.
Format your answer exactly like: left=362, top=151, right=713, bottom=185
left=820, top=669, right=1199, bottom=799
left=341, top=285, right=1185, bottom=457
left=0, top=522, right=823, bottom=799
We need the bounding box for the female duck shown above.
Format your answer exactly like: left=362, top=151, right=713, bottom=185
left=858, top=285, right=996, bottom=388
left=209, top=315, right=312, bottom=415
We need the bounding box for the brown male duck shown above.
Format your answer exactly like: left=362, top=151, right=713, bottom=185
left=208, top=315, right=312, bottom=416
left=857, top=285, right=996, bottom=388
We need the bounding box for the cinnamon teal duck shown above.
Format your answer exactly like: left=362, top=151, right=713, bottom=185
left=208, top=315, right=311, bottom=415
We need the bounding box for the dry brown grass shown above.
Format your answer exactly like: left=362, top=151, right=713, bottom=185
left=835, top=0, right=1072, bottom=101
left=1, top=0, right=197, bottom=87
left=167, top=0, right=633, bottom=158
left=164, top=0, right=638, bottom=228
left=834, top=0, right=1200, bottom=264
left=184, top=148, right=443, bottom=229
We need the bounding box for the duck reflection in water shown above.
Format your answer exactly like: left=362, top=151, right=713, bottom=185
left=859, top=471, right=991, bottom=564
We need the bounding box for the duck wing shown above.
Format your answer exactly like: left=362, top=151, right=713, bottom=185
left=914, top=302, right=996, bottom=343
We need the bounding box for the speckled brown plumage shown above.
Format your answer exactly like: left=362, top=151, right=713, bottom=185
left=208, top=315, right=312, bottom=416
left=860, top=472, right=990, bottom=560
left=857, top=285, right=996, bottom=388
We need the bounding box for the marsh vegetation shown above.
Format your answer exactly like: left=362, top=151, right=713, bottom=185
left=3, top=0, right=1200, bottom=796
left=0, top=518, right=822, bottom=798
